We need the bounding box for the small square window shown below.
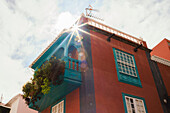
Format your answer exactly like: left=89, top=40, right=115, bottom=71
left=52, top=100, right=64, bottom=113
left=122, top=93, right=148, bottom=113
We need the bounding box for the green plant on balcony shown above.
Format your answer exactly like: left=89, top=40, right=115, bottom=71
left=22, top=57, right=65, bottom=109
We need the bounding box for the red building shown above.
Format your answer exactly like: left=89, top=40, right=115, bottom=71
left=150, top=38, right=170, bottom=113
left=151, top=39, right=170, bottom=61
left=27, top=14, right=167, bottom=113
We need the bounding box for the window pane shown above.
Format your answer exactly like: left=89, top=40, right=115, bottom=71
left=125, top=96, right=146, bottom=113
left=52, top=100, right=64, bottom=113
left=115, top=50, right=137, bottom=77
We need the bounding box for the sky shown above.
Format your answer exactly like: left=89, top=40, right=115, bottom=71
left=0, top=0, right=170, bottom=103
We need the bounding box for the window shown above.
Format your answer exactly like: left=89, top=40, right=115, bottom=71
left=52, top=100, right=64, bottom=113
left=122, top=93, right=147, bottom=113
left=113, top=48, right=142, bottom=87
left=115, top=49, right=137, bottom=77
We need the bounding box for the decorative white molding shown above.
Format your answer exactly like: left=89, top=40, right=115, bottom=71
left=86, top=16, right=144, bottom=45
left=151, top=55, right=170, bottom=67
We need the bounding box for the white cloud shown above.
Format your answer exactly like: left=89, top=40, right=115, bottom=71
left=56, top=12, right=79, bottom=30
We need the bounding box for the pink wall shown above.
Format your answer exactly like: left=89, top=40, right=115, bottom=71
left=17, top=96, right=38, bottom=113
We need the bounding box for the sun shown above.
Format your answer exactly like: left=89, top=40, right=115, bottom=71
left=67, top=15, right=100, bottom=48
left=72, top=24, right=79, bottom=32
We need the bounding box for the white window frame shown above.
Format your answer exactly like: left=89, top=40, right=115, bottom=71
left=125, top=96, right=146, bottom=113
left=115, top=50, right=137, bottom=77
left=52, top=100, right=64, bottom=113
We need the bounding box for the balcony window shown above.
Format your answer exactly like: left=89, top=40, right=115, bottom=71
left=68, top=45, right=78, bottom=60
left=113, top=48, right=142, bottom=87
left=53, top=47, right=64, bottom=59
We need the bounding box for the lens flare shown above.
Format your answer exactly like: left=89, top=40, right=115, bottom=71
left=72, top=24, right=79, bottom=31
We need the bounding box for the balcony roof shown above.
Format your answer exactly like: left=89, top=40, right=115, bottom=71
left=29, top=29, right=70, bottom=69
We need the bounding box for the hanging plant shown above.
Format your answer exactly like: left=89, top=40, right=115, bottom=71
left=22, top=57, right=65, bottom=108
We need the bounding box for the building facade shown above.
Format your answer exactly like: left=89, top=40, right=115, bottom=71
left=28, top=14, right=167, bottom=113
left=150, top=38, right=170, bottom=113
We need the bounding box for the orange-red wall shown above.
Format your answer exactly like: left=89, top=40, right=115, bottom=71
left=41, top=88, right=80, bottom=113
left=66, top=89, right=80, bottom=113
left=90, top=30, right=164, bottom=113
left=150, top=38, right=170, bottom=96
left=40, top=30, right=167, bottom=113
left=157, top=63, right=170, bottom=96
left=41, top=106, right=51, bottom=113
left=151, top=39, right=170, bottom=61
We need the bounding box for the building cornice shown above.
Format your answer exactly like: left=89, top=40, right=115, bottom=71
left=86, top=16, right=144, bottom=45
left=85, top=25, right=151, bottom=52
left=151, top=55, right=170, bottom=67
left=82, top=14, right=151, bottom=52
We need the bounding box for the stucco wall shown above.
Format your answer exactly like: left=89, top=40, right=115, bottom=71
left=66, top=89, right=80, bottom=113
left=151, top=39, right=170, bottom=61
left=157, top=62, right=170, bottom=96
left=40, top=89, right=80, bottom=113
left=9, top=98, right=19, bottom=113
left=90, top=30, right=164, bottom=113
left=41, top=106, right=51, bottom=113
left=17, top=96, right=38, bottom=113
